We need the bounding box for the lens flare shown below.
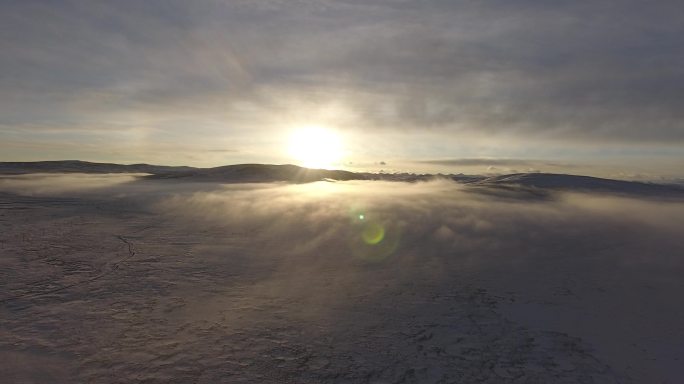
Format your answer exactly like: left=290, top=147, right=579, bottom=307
left=362, top=222, right=385, bottom=245
left=348, top=208, right=401, bottom=262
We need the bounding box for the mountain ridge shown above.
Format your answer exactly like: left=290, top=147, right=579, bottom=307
left=0, top=160, right=682, bottom=196
left=0, top=160, right=196, bottom=175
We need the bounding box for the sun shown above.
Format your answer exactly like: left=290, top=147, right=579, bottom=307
left=287, top=126, right=344, bottom=169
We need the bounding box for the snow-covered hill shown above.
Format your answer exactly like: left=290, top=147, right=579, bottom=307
left=148, top=163, right=362, bottom=183
left=0, top=160, right=195, bottom=175
left=2, top=161, right=683, bottom=197
left=474, top=173, right=683, bottom=196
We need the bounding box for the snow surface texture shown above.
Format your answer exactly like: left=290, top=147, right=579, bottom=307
left=1, top=175, right=683, bottom=383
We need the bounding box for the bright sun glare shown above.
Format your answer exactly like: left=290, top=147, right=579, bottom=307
left=287, top=126, right=343, bottom=169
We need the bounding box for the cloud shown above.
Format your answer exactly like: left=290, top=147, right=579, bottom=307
left=420, top=158, right=572, bottom=168
left=28, top=176, right=667, bottom=274
left=206, top=149, right=239, bottom=153
left=4, top=173, right=682, bottom=277
left=4, top=174, right=682, bottom=298
left=1, top=0, right=683, bottom=164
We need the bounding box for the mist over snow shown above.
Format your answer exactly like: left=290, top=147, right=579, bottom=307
left=0, top=173, right=142, bottom=196
left=1, top=174, right=683, bottom=383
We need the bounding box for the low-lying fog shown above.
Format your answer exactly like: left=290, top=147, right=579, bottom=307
left=1, top=174, right=683, bottom=383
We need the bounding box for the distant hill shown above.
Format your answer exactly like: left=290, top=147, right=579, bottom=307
left=1, top=161, right=682, bottom=196
left=0, top=161, right=363, bottom=183
left=474, top=173, right=683, bottom=197
left=148, top=163, right=363, bottom=183
left=0, top=160, right=195, bottom=175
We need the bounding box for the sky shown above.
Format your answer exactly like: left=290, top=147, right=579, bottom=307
left=1, top=0, right=683, bottom=178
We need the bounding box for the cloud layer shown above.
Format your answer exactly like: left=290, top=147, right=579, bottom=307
left=1, top=1, right=683, bottom=164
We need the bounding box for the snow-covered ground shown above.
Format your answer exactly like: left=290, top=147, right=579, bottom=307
left=1, top=175, right=683, bottom=383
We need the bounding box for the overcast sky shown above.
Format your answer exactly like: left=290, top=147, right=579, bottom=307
left=1, top=0, right=683, bottom=175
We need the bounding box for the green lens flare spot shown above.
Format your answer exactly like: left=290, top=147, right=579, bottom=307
left=359, top=214, right=365, bottom=220
left=362, top=223, right=385, bottom=245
